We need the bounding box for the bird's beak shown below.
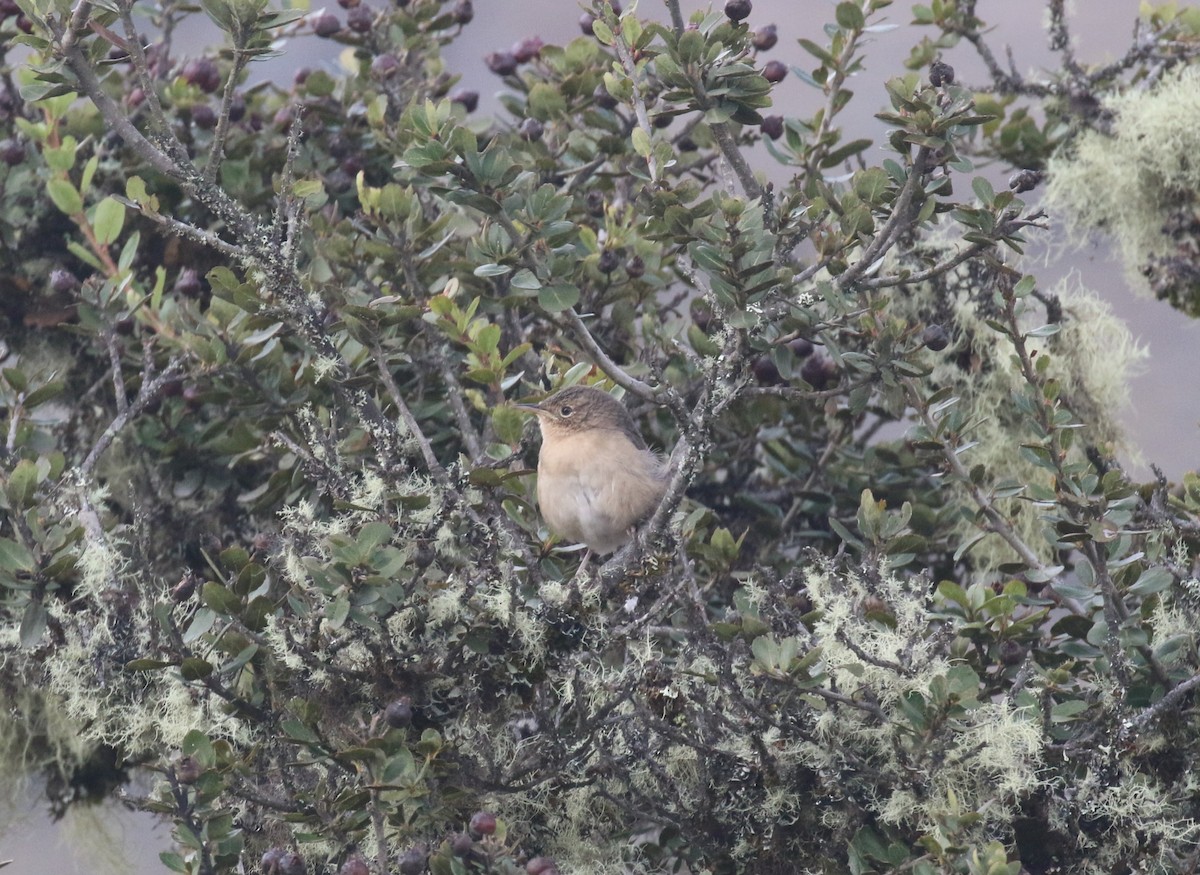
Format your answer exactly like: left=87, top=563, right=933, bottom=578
left=513, top=401, right=542, bottom=414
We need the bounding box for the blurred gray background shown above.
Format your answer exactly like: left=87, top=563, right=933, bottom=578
left=4, top=1, right=1194, bottom=872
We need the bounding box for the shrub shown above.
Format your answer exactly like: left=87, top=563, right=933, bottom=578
left=2, top=0, right=1200, bottom=873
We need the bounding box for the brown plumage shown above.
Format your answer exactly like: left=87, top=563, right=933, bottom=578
left=519, top=386, right=668, bottom=556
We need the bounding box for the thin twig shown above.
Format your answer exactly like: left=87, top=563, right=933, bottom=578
left=371, top=343, right=446, bottom=479
left=117, top=197, right=242, bottom=258
left=562, top=308, right=661, bottom=403
left=1120, top=671, right=1200, bottom=740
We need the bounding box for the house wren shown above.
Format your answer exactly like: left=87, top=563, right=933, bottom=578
left=518, top=386, right=668, bottom=557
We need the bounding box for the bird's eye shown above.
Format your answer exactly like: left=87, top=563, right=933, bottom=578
left=559, top=405, right=573, bottom=417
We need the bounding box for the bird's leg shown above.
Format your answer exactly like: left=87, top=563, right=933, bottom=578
left=574, top=548, right=593, bottom=578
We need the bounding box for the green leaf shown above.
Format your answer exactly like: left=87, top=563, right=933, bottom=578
left=159, top=852, right=187, bottom=873
left=180, top=657, right=214, bottom=680
left=125, top=658, right=176, bottom=672
left=6, top=459, right=39, bottom=509
left=538, top=283, right=580, bottom=312
left=92, top=196, right=126, bottom=244
left=835, top=2, right=865, bottom=31
left=282, top=719, right=321, bottom=744
left=47, top=178, right=83, bottom=215
left=0, top=538, right=34, bottom=573
left=182, top=729, right=217, bottom=766
left=509, top=268, right=541, bottom=290
left=590, top=18, right=614, bottom=45
left=19, top=600, right=46, bottom=647
left=631, top=126, right=652, bottom=159
left=971, top=176, right=995, bottom=206
left=202, top=581, right=242, bottom=615
left=23, top=380, right=65, bottom=408
left=1129, top=567, right=1173, bottom=597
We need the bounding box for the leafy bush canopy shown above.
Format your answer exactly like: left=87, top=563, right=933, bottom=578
left=2, top=0, right=1200, bottom=873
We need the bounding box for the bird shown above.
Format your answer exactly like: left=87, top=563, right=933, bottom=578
left=518, top=385, right=669, bottom=561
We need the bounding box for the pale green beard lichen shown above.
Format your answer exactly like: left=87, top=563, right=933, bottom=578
left=886, top=243, right=1145, bottom=575
left=1045, top=66, right=1200, bottom=298
left=802, top=564, right=1045, bottom=838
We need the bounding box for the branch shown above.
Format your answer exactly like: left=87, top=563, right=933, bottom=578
left=117, top=197, right=242, bottom=259
left=80, top=354, right=185, bottom=479
left=836, top=148, right=930, bottom=291
left=609, top=15, right=660, bottom=184
left=371, top=342, right=446, bottom=479
left=562, top=308, right=661, bottom=403
left=1120, top=671, right=1200, bottom=740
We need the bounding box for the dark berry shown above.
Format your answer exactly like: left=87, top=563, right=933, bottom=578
left=724, top=0, right=751, bottom=22
left=625, top=255, right=645, bottom=278
left=579, top=12, right=596, bottom=34
left=519, top=118, right=544, bottom=141
left=161, top=378, right=184, bottom=398
left=0, top=0, right=18, bottom=17
left=597, top=249, right=621, bottom=274
left=584, top=190, right=605, bottom=217
left=450, top=833, right=474, bottom=857
left=339, top=858, right=369, bottom=875
left=14, top=14, right=31, bottom=33
left=449, top=89, right=479, bottom=112
left=346, top=4, right=372, bottom=32
left=127, top=87, right=145, bottom=109
left=273, top=106, right=295, bottom=129
left=385, top=698, right=413, bottom=728
left=174, top=267, right=202, bottom=298
left=922, top=324, right=949, bottom=351
left=293, top=67, right=312, bottom=86
left=171, top=575, right=197, bottom=602
left=929, top=60, right=954, bottom=87
left=752, top=355, right=783, bottom=386
left=115, top=316, right=136, bottom=336
left=312, top=13, right=341, bottom=36
left=371, top=53, right=399, bottom=78
left=762, top=60, right=788, bottom=83
left=592, top=83, right=618, bottom=110
left=527, top=858, right=558, bottom=875
left=181, top=57, right=221, bottom=93
left=397, top=846, right=426, bottom=875
left=325, top=169, right=353, bottom=193
left=261, top=848, right=286, bottom=875
left=278, top=851, right=305, bottom=875
left=452, top=0, right=472, bottom=24
left=468, top=810, right=497, bottom=838
left=327, top=134, right=352, bottom=159
left=175, top=755, right=201, bottom=784
left=191, top=104, right=217, bottom=129
left=691, top=300, right=713, bottom=331
left=752, top=23, right=777, bottom=50
left=800, top=351, right=837, bottom=390
left=183, top=384, right=203, bottom=408
left=1009, top=168, right=1044, bottom=193
left=652, top=113, right=672, bottom=128
left=760, top=115, right=784, bottom=140
left=787, top=337, right=814, bottom=358
left=1000, top=639, right=1026, bottom=666
left=228, top=93, right=246, bottom=121
left=337, top=0, right=359, bottom=8
left=485, top=51, right=519, bottom=76
left=678, top=136, right=697, bottom=151
left=511, top=36, right=544, bottom=63
left=49, top=268, right=78, bottom=293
